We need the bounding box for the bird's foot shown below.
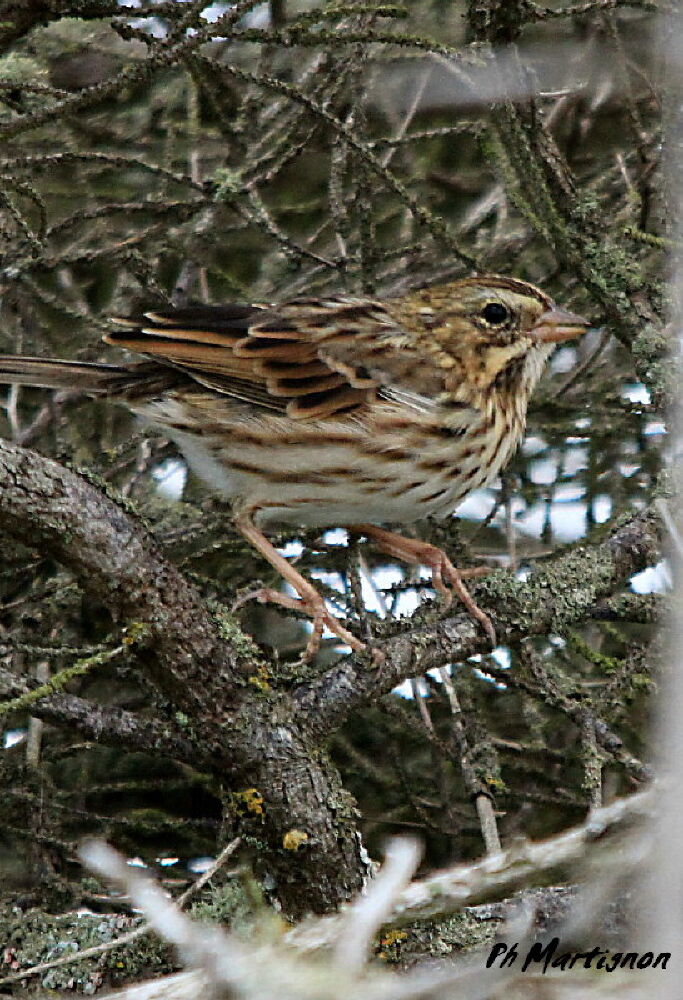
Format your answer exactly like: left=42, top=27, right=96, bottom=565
left=234, top=510, right=367, bottom=661
left=349, top=524, right=497, bottom=647
left=234, top=586, right=365, bottom=662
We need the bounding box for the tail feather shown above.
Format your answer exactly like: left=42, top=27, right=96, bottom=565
left=0, top=356, right=144, bottom=394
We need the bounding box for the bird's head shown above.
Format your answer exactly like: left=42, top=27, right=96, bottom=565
left=398, top=274, right=590, bottom=398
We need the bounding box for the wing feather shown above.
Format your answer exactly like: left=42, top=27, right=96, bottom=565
left=105, top=298, right=416, bottom=419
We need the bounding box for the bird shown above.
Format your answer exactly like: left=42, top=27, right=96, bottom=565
left=0, top=274, right=588, bottom=659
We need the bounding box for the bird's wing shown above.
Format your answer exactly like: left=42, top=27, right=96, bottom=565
left=105, top=297, right=428, bottom=420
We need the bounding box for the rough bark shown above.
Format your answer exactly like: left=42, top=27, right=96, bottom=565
left=0, top=438, right=663, bottom=914
left=296, top=506, right=663, bottom=735
left=0, top=439, right=367, bottom=918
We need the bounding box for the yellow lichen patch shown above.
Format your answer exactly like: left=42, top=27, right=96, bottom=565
left=282, top=828, right=309, bottom=851
left=235, top=788, right=265, bottom=816
left=484, top=774, right=506, bottom=793
left=247, top=666, right=272, bottom=692
left=122, top=622, right=151, bottom=646
left=377, top=929, right=408, bottom=960
left=379, top=930, right=408, bottom=947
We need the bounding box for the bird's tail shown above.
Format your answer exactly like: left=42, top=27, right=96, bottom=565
left=0, top=356, right=152, bottom=394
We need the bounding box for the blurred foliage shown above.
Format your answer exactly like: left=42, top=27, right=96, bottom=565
left=0, top=0, right=665, bottom=964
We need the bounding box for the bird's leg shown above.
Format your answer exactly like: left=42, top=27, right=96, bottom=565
left=350, top=523, right=496, bottom=646
left=234, top=509, right=365, bottom=660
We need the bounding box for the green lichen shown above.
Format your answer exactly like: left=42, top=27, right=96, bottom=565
left=213, top=168, right=245, bottom=201
left=0, top=905, right=171, bottom=993
left=208, top=600, right=263, bottom=663
left=0, top=53, right=48, bottom=85
left=631, top=322, right=675, bottom=407
left=189, top=880, right=259, bottom=932
left=566, top=632, right=622, bottom=674
left=476, top=522, right=637, bottom=636
left=0, top=641, right=126, bottom=719
left=377, top=909, right=501, bottom=965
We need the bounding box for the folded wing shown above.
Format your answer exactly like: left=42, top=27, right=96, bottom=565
left=106, top=298, right=402, bottom=420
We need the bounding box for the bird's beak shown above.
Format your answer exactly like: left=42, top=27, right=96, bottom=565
left=531, top=308, right=590, bottom=344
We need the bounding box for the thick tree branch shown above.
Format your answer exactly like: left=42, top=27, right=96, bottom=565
left=288, top=786, right=654, bottom=949
left=0, top=439, right=256, bottom=715
left=0, top=440, right=661, bottom=915
left=297, top=506, right=663, bottom=735
left=0, top=670, right=201, bottom=763
left=0, top=439, right=368, bottom=916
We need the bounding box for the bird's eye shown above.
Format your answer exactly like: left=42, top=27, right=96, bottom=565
left=481, top=302, right=511, bottom=326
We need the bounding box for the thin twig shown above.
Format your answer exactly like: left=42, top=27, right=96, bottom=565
left=0, top=838, right=241, bottom=988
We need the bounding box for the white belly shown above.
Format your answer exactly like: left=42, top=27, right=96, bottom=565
left=140, top=397, right=524, bottom=528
